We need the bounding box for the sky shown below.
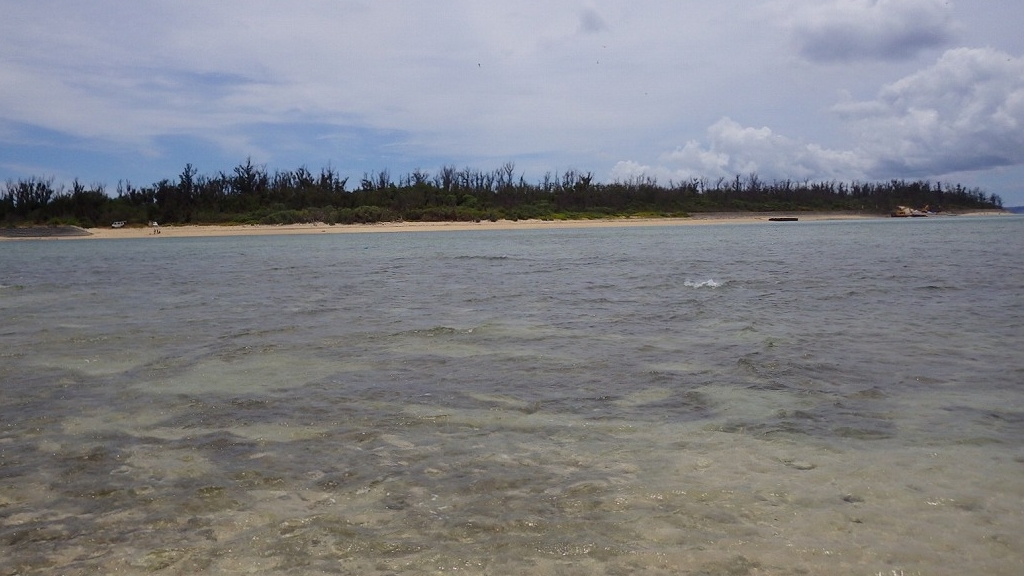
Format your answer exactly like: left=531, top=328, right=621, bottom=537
left=2, top=0, right=1023, bottom=206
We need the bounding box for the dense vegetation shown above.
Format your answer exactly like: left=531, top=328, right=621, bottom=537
left=1, top=160, right=1003, bottom=227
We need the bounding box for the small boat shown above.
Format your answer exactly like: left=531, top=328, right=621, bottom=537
left=768, top=217, right=799, bottom=222
left=111, top=221, right=126, bottom=228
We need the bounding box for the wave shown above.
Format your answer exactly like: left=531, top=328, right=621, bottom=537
left=683, top=279, right=721, bottom=289
left=453, top=255, right=512, bottom=261
left=395, top=326, right=476, bottom=338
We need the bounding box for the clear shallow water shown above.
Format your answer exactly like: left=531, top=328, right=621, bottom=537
left=2, top=217, right=1023, bottom=575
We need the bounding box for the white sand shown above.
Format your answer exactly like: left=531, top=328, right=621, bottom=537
left=3, top=210, right=1012, bottom=240
left=77, top=212, right=876, bottom=240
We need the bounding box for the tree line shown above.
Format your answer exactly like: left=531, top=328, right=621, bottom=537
left=1, top=160, right=1003, bottom=227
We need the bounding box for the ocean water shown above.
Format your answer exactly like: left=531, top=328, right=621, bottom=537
left=1, top=217, right=1023, bottom=575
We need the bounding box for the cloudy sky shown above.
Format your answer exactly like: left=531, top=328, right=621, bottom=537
left=2, top=0, right=1023, bottom=205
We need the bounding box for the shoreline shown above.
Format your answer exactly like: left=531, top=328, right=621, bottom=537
left=1, top=210, right=1014, bottom=240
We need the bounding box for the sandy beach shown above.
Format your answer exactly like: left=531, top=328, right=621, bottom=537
left=1, top=210, right=1013, bottom=240
left=0, top=212, right=863, bottom=240
left=84, top=213, right=839, bottom=239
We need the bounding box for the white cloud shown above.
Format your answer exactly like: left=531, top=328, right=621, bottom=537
left=838, top=47, right=1024, bottom=176
left=614, top=47, right=1024, bottom=187
left=613, top=117, right=867, bottom=184
left=784, top=0, right=956, bottom=62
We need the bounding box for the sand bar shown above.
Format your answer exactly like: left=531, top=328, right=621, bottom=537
left=1, top=210, right=1012, bottom=240
left=2, top=212, right=865, bottom=240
